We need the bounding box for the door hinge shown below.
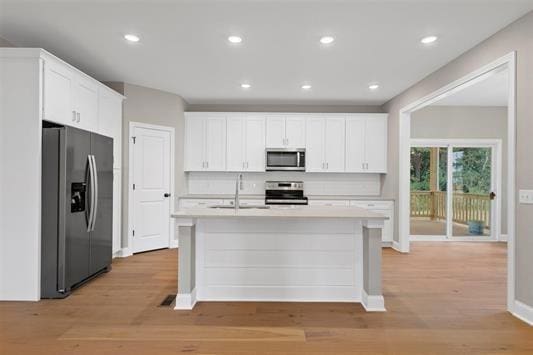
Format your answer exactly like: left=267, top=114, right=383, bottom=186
left=133, top=183, right=136, bottom=190
left=132, top=136, right=136, bottom=144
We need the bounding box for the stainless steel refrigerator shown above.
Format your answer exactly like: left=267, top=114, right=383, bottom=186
left=41, top=123, right=113, bottom=298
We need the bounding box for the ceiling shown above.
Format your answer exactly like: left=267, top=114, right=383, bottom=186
left=0, top=0, right=531, bottom=105
left=434, top=69, right=509, bottom=107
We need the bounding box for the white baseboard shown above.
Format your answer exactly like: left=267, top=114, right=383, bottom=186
left=361, top=289, right=386, bottom=312
left=174, top=288, right=197, bottom=310
left=499, top=234, right=508, bottom=242
left=113, top=247, right=133, bottom=258
left=392, top=241, right=408, bottom=253
left=169, top=239, right=179, bottom=249
left=381, top=241, right=393, bottom=248
left=512, top=300, right=533, bottom=326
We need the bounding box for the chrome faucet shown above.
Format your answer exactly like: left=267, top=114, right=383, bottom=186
left=235, top=173, right=243, bottom=210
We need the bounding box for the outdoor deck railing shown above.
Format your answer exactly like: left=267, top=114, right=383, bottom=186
left=410, top=191, right=491, bottom=228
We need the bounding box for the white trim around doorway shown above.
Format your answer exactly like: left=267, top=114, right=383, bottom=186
left=397, top=52, right=516, bottom=315
left=126, top=122, right=176, bottom=257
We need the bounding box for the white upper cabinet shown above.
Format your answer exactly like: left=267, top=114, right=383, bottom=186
left=226, top=116, right=265, bottom=172
left=184, top=112, right=387, bottom=174
left=345, top=114, right=388, bottom=173
left=98, top=87, right=123, bottom=169
left=266, top=116, right=305, bottom=148
left=73, top=75, right=98, bottom=132
left=185, top=114, right=226, bottom=171
left=285, top=117, right=306, bottom=148
left=305, top=117, right=345, bottom=172
left=43, top=55, right=121, bottom=135
left=364, top=116, right=387, bottom=172
left=43, top=59, right=75, bottom=126
left=244, top=116, right=266, bottom=171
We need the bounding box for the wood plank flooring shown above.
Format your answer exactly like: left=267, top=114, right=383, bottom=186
left=1, top=242, right=532, bottom=354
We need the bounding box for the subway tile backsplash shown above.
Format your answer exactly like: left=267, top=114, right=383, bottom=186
left=187, top=172, right=381, bottom=196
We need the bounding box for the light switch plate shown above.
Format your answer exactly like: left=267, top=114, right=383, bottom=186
left=519, top=190, right=533, bottom=204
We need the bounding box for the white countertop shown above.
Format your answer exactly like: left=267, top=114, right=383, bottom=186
left=172, top=205, right=388, bottom=219
left=178, top=194, right=394, bottom=201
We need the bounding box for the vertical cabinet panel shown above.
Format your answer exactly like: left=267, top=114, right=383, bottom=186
left=98, top=88, right=123, bottom=169
left=112, top=169, right=122, bottom=254
left=226, top=117, right=245, bottom=171
left=266, top=116, right=286, bottom=148
left=285, top=117, right=305, bottom=148
left=43, top=60, right=75, bottom=126
left=305, top=118, right=325, bottom=172
left=345, top=118, right=366, bottom=172
left=185, top=117, right=205, bottom=171
left=324, top=118, right=345, bottom=172
left=205, top=117, right=227, bottom=171
left=244, top=116, right=266, bottom=171
left=364, top=116, right=387, bottom=173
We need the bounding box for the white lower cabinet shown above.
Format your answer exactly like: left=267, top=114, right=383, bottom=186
left=179, top=199, right=225, bottom=208
left=308, top=200, right=349, bottom=207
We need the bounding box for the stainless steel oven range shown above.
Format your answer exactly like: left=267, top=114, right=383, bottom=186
left=265, top=181, right=308, bottom=205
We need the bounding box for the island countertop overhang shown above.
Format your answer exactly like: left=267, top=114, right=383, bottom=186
left=172, top=206, right=388, bottom=220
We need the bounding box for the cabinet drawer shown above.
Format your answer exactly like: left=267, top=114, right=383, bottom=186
left=179, top=199, right=224, bottom=208
left=309, top=200, right=349, bottom=207
left=349, top=201, right=392, bottom=210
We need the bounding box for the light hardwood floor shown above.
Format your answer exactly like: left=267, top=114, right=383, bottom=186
left=1, top=243, right=532, bottom=354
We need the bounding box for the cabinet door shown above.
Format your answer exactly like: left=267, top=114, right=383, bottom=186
left=226, top=117, right=245, bottom=171
left=285, top=117, right=305, bottom=147
left=184, top=117, right=205, bottom=171
left=266, top=116, right=285, bottom=148
left=74, top=75, right=98, bottom=131
left=205, top=117, right=227, bottom=171
left=324, top=118, right=345, bottom=172
left=43, top=59, right=75, bottom=125
left=364, top=116, right=387, bottom=173
left=98, top=89, right=123, bottom=169
left=345, top=117, right=366, bottom=172
left=244, top=116, right=266, bottom=171
left=305, top=118, right=325, bottom=172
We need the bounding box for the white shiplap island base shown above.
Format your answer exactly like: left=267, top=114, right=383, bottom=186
left=171, top=206, right=387, bottom=312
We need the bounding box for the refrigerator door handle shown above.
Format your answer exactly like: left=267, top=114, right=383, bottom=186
left=90, top=155, right=99, bottom=232
left=87, top=155, right=96, bottom=232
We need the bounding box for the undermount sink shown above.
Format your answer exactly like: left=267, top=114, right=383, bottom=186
left=209, top=205, right=270, bottom=209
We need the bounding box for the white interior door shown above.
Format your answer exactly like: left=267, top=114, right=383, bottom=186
left=132, top=126, right=171, bottom=253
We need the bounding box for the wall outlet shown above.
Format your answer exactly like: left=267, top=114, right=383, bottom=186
left=519, top=190, right=533, bottom=204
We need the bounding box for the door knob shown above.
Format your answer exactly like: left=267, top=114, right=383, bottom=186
left=164, top=193, right=171, bottom=198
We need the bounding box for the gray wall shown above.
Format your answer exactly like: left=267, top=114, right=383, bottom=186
left=382, top=11, right=533, bottom=307
left=411, top=105, right=508, bottom=234
left=187, top=103, right=383, bottom=113
left=0, top=36, right=14, bottom=47
left=118, top=83, right=187, bottom=248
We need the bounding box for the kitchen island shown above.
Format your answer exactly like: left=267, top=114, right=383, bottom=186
left=171, top=206, right=387, bottom=312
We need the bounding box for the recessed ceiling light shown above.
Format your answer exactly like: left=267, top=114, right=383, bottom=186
left=301, top=84, right=312, bottom=90
left=420, top=35, right=438, bottom=44
left=368, top=83, right=380, bottom=90
left=228, top=36, right=243, bottom=44
left=320, top=36, right=335, bottom=44
left=124, top=34, right=140, bottom=42
left=241, top=83, right=251, bottom=89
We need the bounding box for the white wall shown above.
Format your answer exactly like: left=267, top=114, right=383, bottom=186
left=187, top=172, right=382, bottom=196
left=411, top=105, right=508, bottom=233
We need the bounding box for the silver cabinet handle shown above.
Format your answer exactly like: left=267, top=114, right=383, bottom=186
left=72, top=110, right=77, bottom=122
left=326, top=162, right=329, bottom=169
left=206, top=161, right=209, bottom=168
left=77, top=112, right=81, bottom=123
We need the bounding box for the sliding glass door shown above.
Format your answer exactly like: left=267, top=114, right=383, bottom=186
left=410, top=141, right=499, bottom=240
left=450, top=147, right=494, bottom=238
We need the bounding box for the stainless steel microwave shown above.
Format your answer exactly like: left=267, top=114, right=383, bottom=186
left=265, top=148, right=306, bottom=171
